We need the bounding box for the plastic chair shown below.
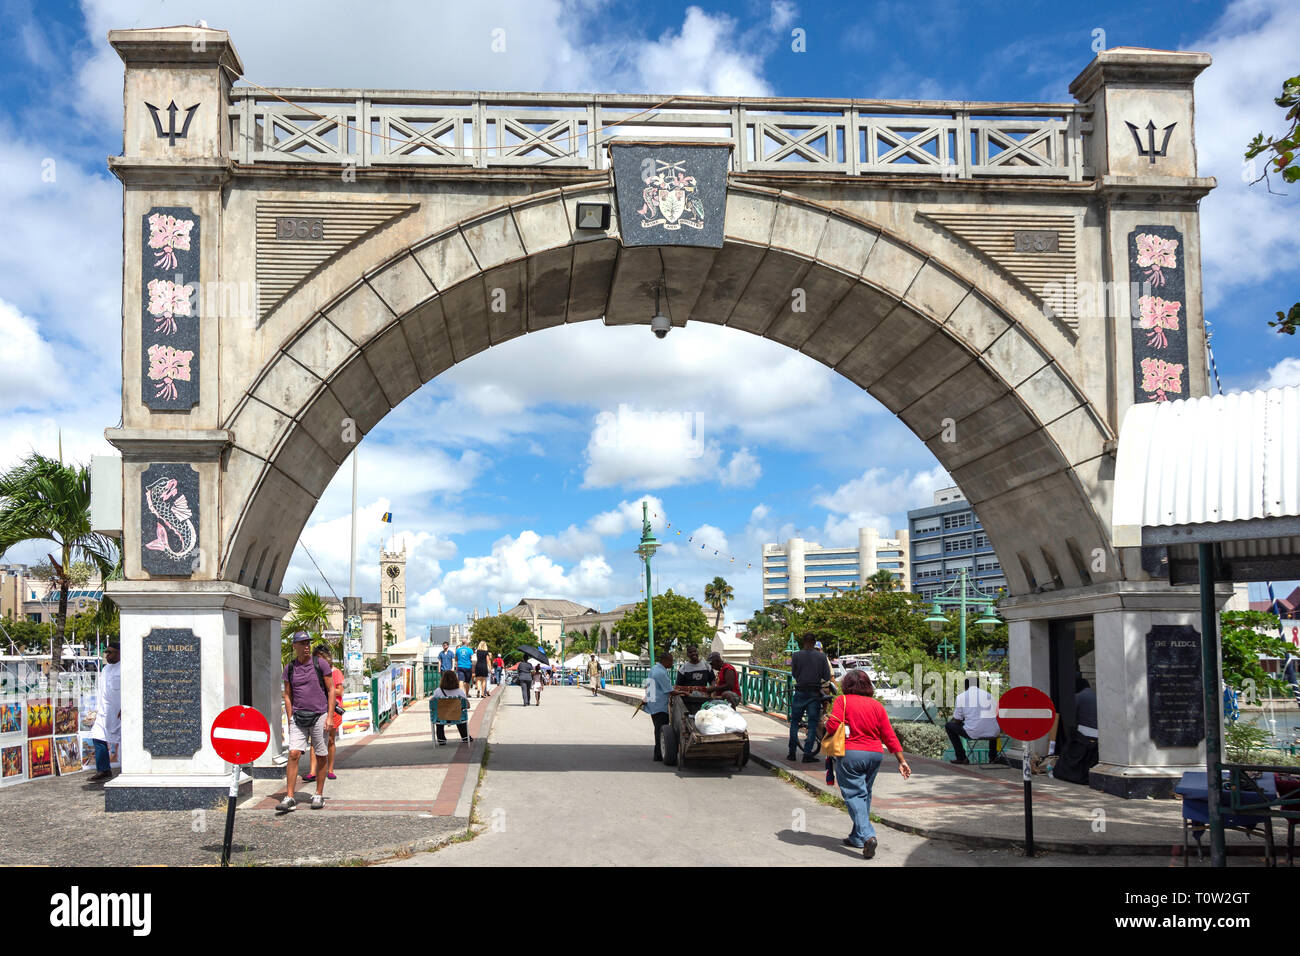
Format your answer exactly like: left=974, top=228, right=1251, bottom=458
left=429, top=696, right=472, bottom=743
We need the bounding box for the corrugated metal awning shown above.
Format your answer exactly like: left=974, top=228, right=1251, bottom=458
left=1113, top=384, right=1300, bottom=583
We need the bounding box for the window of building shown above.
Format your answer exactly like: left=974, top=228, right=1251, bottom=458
left=878, top=561, right=903, bottom=569
left=943, top=513, right=972, bottom=530
left=944, top=537, right=973, bottom=553
left=974, top=533, right=990, bottom=549
left=914, top=518, right=941, bottom=534
left=915, top=540, right=942, bottom=558
left=977, top=559, right=1001, bottom=573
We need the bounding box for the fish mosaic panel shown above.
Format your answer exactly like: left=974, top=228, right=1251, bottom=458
left=141, top=206, right=200, bottom=410
left=140, top=464, right=199, bottom=576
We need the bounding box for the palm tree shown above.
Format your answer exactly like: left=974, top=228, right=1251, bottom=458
left=865, top=569, right=899, bottom=592
left=283, top=584, right=334, bottom=664
left=704, top=576, right=735, bottom=632
left=0, top=454, right=117, bottom=675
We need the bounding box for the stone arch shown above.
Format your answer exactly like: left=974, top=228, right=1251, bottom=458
left=219, top=184, right=1115, bottom=598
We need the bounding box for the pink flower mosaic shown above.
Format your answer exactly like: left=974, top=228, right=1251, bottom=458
left=146, top=278, right=192, bottom=335
left=1135, top=233, right=1178, bottom=288
left=1139, top=356, right=1183, bottom=402
left=148, top=213, right=194, bottom=271
left=146, top=344, right=193, bottom=401
left=1137, top=295, right=1182, bottom=349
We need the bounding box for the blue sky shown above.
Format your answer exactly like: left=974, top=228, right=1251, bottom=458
left=1, top=0, right=1297, bottom=629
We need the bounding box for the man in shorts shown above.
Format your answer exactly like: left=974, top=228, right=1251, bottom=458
left=278, top=631, right=336, bottom=812
left=454, top=639, right=475, bottom=695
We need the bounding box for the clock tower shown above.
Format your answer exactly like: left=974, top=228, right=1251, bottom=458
left=380, top=544, right=406, bottom=647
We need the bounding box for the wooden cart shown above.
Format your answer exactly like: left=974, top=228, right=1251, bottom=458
left=662, top=694, right=749, bottom=771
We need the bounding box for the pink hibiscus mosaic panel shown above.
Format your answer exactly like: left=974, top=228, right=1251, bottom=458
left=1128, top=226, right=1187, bottom=404
left=141, top=207, right=199, bottom=410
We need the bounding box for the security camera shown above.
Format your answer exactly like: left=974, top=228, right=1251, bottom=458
left=651, top=313, right=671, bottom=339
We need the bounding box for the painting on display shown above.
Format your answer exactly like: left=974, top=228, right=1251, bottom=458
left=79, top=737, right=97, bottom=766
left=54, top=702, right=79, bottom=735
left=609, top=143, right=730, bottom=249
left=25, top=698, right=51, bottom=738
left=54, top=735, right=84, bottom=774
left=140, top=463, right=200, bottom=576
left=78, top=693, right=97, bottom=732
left=0, top=701, right=22, bottom=736
left=27, top=737, right=53, bottom=778
left=1, top=744, right=23, bottom=784
left=1128, top=226, right=1189, bottom=405
left=141, top=206, right=200, bottom=410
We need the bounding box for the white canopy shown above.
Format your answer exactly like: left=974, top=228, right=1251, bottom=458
left=1113, top=385, right=1300, bottom=583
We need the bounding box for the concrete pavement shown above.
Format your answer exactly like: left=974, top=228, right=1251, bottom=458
left=388, top=684, right=1200, bottom=867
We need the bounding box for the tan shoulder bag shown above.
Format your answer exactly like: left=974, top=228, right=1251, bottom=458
left=822, top=696, right=849, bottom=759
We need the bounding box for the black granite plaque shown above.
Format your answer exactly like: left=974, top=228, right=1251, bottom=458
left=142, top=205, right=200, bottom=410
left=1128, top=225, right=1188, bottom=406
left=1146, top=624, right=1204, bottom=748
left=142, top=628, right=202, bottom=759
left=610, top=144, right=729, bottom=249
left=140, top=463, right=199, bottom=576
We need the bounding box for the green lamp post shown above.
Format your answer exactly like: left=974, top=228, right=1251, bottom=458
left=635, top=501, right=660, bottom=664
left=922, top=567, right=1002, bottom=672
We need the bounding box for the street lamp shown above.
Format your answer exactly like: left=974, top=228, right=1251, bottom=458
left=635, top=501, right=660, bottom=663
left=923, top=568, right=1001, bottom=672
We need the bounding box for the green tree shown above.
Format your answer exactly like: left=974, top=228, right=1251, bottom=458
left=1220, top=610, right=1295, bottom=699
left=382, top=621, right=396, bottom=647
left=703, top=576, right=734, bottom=631
left=613, top=589, right=712, bottom=656
left=565, top=629, right=596, bottom=657
left=469, top=614, right=534, bottom=661
left=865, top=570, right=900, bottom=592
left=0, top=454, right=118, bottom=675
left=1244, top=75, right=1300, bottom=335
left=283, top=584, right=335, bottom=664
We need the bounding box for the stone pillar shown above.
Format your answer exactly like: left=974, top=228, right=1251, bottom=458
left=104, top=582, right=287, bottom=809
left=857, top=527, right=879, bottom=583
left=1002, top=580, right=1232, bottom=797
left=786, top=537, right=806, bottom=601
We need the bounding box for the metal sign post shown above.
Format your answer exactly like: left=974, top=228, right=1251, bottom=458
left=220, top=763, right=240, bottom=866
left=209, top=705, right=271, bottom=868
left=997, top=686, right=1056, bottom=861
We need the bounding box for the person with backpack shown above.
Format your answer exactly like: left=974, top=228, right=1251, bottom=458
left=278, top=631, right=338, bottom=812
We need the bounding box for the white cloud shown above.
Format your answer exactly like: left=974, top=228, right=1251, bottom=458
left=1258, top=355, right=1300, bottom=389
left=440, top=530, right=614, bottom=609
left=0, top=299, right=62, bottom=405
left=635, top=7, right=773, bottom=96
left=721, top=447, right=762, bottom=487
left=1192, top=0, right=1300, bottom=307
left=815, top=465, right=951, bottom=541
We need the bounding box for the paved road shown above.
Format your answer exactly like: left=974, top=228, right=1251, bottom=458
left=387, top=685, right=1176, bottom=867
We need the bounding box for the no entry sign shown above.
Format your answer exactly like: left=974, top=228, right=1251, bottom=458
left=210, top=705, right=271, bottom=765
left=996, top=686, right=1056, bottom=742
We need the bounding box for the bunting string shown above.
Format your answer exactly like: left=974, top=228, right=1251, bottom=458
left=651, top=511, right=752, bottom=569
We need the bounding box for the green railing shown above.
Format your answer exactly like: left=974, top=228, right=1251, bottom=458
left=423, top=666, right=440, bottom=698
left=608, top=660, right=797, bottom=718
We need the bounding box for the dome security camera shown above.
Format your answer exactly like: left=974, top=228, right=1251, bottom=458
left=651, top=313, right=671, bottom=339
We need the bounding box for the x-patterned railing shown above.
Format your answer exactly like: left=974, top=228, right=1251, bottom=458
left=228, top=88, right=1093, bottom=181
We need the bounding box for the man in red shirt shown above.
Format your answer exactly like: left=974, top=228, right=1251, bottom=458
left=706, top=652, right=741, bottom=703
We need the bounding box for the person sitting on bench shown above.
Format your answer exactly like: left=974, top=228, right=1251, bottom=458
left=946, top=679, right=999, bottom=764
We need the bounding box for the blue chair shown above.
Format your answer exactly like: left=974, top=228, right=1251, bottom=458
left=1175, top=771, right=1277, bottom=866
left=429, top=696, right=472, bottom=745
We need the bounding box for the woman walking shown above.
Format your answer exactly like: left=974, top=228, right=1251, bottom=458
left=431, top=669, right=473, bottom=745
left=473, top=641, right=491, bottom=698
left=534, top=668, right=544, bottom=705
left=306, top=645, right=344, bottom=782
left=587, top=656, right=601, bottom=696
left=823, top=669, right=911, bottom=859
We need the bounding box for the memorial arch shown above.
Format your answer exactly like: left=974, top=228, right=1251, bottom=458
left=100, top=25, right=1217, bottom=807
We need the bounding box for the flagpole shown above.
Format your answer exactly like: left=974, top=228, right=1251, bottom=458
left=348, top=449, right=358, bottom=599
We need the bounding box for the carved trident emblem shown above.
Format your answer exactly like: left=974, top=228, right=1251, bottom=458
left=145, top=100, right=200, bottom=146
left=1125, top=120, right=1176, bottom=165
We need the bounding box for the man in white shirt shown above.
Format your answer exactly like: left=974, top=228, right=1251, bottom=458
left=89, top=642, right=121, bottom=781
left=946, top=678, right=1000, bottom=764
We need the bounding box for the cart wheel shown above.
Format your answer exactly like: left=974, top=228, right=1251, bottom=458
left=809, top=734, right=822, bottom=757
left=663, top=725, right=679, bottom=767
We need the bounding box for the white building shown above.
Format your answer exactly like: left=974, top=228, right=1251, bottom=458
left=762, top=527, right=910, bottom=605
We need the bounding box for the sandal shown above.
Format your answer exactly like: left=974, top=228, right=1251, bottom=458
left=326, top=772, right=337, bottom=780
left=302, top=774, right=316, bottom=782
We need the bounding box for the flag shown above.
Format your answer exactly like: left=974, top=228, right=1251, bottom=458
left=381, top=512, right=392, bottom=523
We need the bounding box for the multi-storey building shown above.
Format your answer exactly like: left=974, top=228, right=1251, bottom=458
left=761, top=527, right=910, bottom=605
left=907, top=486, right=1007, bottom=602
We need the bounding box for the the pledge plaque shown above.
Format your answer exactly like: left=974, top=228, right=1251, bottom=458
left=141, top=628, right=202, bottom=759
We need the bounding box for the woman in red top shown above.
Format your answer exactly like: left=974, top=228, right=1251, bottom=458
left=823, top=669, right=911, bottom=858
left=306, top=646, right=345, bottom=782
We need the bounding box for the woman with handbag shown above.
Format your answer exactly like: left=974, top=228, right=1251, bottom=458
left=822, top=669, right=911, bottom=858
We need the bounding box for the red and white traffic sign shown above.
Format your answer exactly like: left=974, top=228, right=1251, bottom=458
left=210, top=705, right=271, bottom=765
left=996, top=686, right=1056, bottom=742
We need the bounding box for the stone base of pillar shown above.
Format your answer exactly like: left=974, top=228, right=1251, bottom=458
left=1089, top=761, right=1202, bottom=799
left=1002, top=579, right=1234, bottom=800
left=104, top=771, right=251, bottom=811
